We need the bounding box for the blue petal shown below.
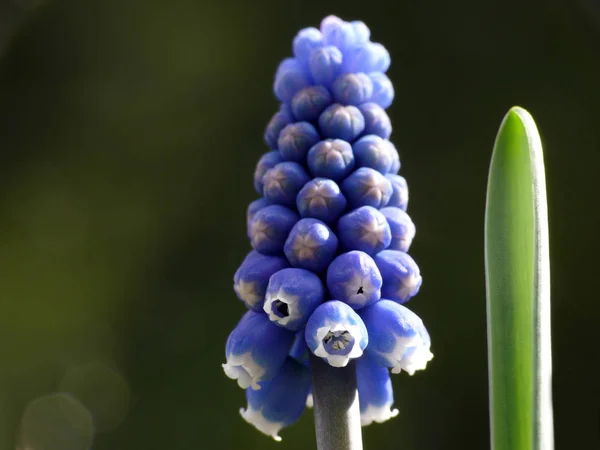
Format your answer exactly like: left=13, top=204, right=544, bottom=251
left=284, top=218, right=338, bottom=273
left=359, top=300, right=433, bottom=374
left=274, top=58, right=312, bottom=103
left=264, top=104, right=294, bottom=150
left=332, top=72, right=373, bottom=106
left=291, top=86, right=333, bottom=122
left=350, top=21, right=370, bottom=45
left=380, top=207, right=415, bottom=252
left=369, top=72, right=394, bottom=109
left=309, top=46, right=343, bottom=87
left=341, top=167, right=393, bottom=209
left=234, top=250, right=289, bottom=311
left=318, top=104, right=365, bottom=142
left=224, top=311, right=295, bottom=389
left=338, top=206, right=391, bottom=255
left=307, top=139, right=355, bottom=181
left=249, top=204, right=299, bottom=255
left=296, top=177, right=347, bottom=224
left=385, top=174, right=408, bottom=210
left=289, top=331, right=310, bottom=366
left=277, top=122, right=321, bottom=162
left=264, top=267, right=325, bottom=331
left=262, top=162, right=311, bottom=207
left=241, top=357, right=311, bottom=441
left=326, top=250, right=382, bottom=309
left=352, top=135, right=394, bottom=174
left=305, top=300, right=369, bottom=367
left=356, top=353, right=398, bottom=426
left=293, top=27, right=324, bottom=66
left=373, top=250, right=422, bottom=303
left=254, top=151, right=283, bottom=194
left=358, top=103, right=392, bottom=139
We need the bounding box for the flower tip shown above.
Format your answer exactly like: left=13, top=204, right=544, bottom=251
left=360, top=406, right=399, bottom=426
left=240, top=407, right=283, bottom=441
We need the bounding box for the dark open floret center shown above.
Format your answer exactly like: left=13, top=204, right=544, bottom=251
left=356, top=286, right=364, bottom=295
left=272, top=300, right=289, bottom=318
left=323, top=330, right=354, bottom=356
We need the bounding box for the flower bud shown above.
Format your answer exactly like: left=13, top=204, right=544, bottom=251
left=380, top=207, right=415, bottom=252
left=386, top=174, right=408, bottom=210
left=296, top=177, right=347, bottom=224
left=326, top=251, right=382, bottom=309
left=274, top=58, right=311, bottom=103
left=358, top=102, right=392, bottom=139
left=249, top=205, right=299, bottom=255
left=341, top=167, right=393, bottom=209
left=332, top=72, right=373, bottom=106
left=318, top=104, right=365, bottom=142
left=262, top=162, right=311, bottom=207
left=254, top=151, right=283, bottom=194
left=284, top=218, right=338, bottom=273
left=307, top=139, right=355, bottom=181
left=309, top=46, right=343, bottom=86
left=338, top=206, right=391, bottom=255
left=291, top=86, right=333, bottom=122
left=374, top=250, right=422, bottom=303
left=369, top=72, right=394, bottom=109
left=352, top=135, right=394, bottom=174
left=277, top=122, right=321, bottom=162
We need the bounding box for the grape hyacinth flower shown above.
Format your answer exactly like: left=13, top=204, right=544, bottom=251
left=225, top=15, right=433, bottom=443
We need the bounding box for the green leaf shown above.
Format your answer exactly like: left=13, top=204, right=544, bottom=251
left=485, top=107, right=554, bottom=450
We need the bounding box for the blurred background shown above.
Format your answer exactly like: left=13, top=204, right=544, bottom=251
left=0, top=0, right=599, bottom=449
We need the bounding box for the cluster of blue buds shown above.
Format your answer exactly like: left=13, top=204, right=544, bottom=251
left=224, top=15, right=433, bottom=440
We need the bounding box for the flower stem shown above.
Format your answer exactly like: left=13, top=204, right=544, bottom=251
left=309, top=353, right=363, bottom=450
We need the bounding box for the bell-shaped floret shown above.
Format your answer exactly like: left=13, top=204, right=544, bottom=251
left=249, top=205, right=299, bottom=255
left=264, top=268, right=325, bottom=331
left=326, top=251, right=382, bottom=309
left=291, top=86, right=333, bottom=122
left=309, top=46, right=344, bottom=86
left=262, top=162, right=311, bottom=207
left=264, top=105, right=294, bottom=150
left=369, top=72, right=394, bottom=109
left=318, top=104, right=365, bottom=142
left=277, top=122, right=321, bottom=162
left=293, top=27, right=324, bottom=65
left=341, top=167, right=393, bottom=209
left=332, top=72, right=373, bottom=106
left=284, top=218, right=338, bottom=273
left=374, top=250, right=422, bottom=303
left=356, top=353, right=398, bottom=426
left=240, top=357, right=311, bottom=441
left=234, top=250, right=289, bottom=311
left=274, top=58, right=312, bottom=103
left=386, top=174, right=408, bottom=210
left=307, top=139, right=355, bottom=181
left=223, top=311, right=295, bottom=390
left=352, top=135, right=394, bottom=174
left=380, top=207, right=415, bottom=252
left=296, top=177, right=347, bottom=224
left=359, top=300, right=433, bottom=374
left=305, top=301, right=368, bottom=367
left=338, top=206, right=391, bottom=255
left=358, top=103, right=392, bottom=139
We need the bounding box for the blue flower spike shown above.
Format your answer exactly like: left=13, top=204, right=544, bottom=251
left=360, top=300, right=433, bottom=374
left=296, top=177, right=347, bottom=224
left=223, top=311, right=295, bottom=390
left=234, top=250, right=289, bottom=311
left=284, top=218, right=338, bottom=272
left=338, top=206, right=392, bottom=255
left=386, top=174, right=409, bottom=210
left=327, top=251, right=382, bottom=309
left=277, top=122, right=321, bottom=162
left=249, top=204, right=299, bottom=255
left=374, top=250, right=422, bottom=303
left=305, top=300, right=369, bottom=367
left=307, top=138, right=355, bottom=181
left=228, top=14, right=432, bottom=439
left=380, top=207, right=416, bottom=252
left=240, top=357, right=311, bottom=441
left=357, top=353, right=399, bottom=426
left=341, top=167, right=393, bottom=209
left=264, top=268, right=324, bottom=331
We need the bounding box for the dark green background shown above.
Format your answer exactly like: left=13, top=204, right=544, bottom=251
left=0, top=0, right=598, bottom=449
